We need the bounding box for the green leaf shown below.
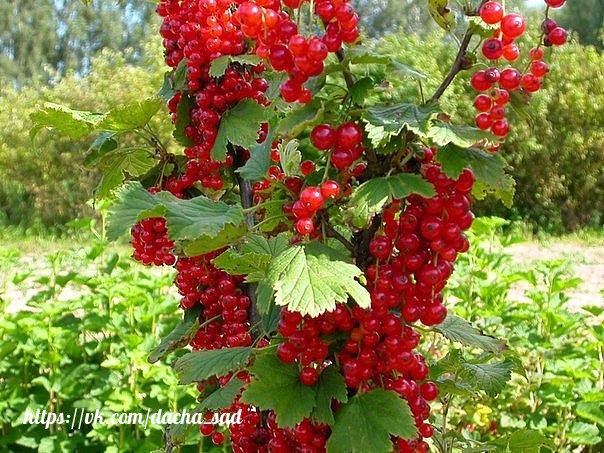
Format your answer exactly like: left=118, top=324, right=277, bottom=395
left=241, top=354, right=316, bottom=428
left=174, top=347, right=253, bottom=384
left=312, top=366, right=348, bottom=426
left=279, top=140, right=301, bottom=177
left=434, top=315, right=507, bottom=354
left=435, top=145, right=515, bottom=207
left=327, top=390, right=417, bottom=453
left=211, top=100, right=267, bottom=162
left=105, top=182, right=246, bottom=249
left=159, top=71, right=177, bottom=101
left=212, top=249, right=272, bottom=281
left=199, top=377, right=245, bottom=411
left=426, top=121, right=494, bottom=147
left=209, top=55, right=262, bottom=78
left=460, top=360, right=514, bottom=397
left=173, top=59, right=188, bottom=91
left=345, top=173, right=436, bottom=229
left=183, top=223, right=249, bottom=256
left=276, top=100, right=324, bottom=138
left=576, top=401, right=604, bottom=426
left=241, top=232, right=290, bottom=257
left=173, top=94, right=196, bottom=147
left=567, top=422, right=601, bottom=445
left=344, top=48, right=427, bottom=79
left=350, top=77, right=375, bottom=105
left=98, top=98, right=163, bottom=132
left=96, top=148, right=156, bottom=199
left=266, top=242, right=371, bottom=317
left=30, top=102, right=104, bottom=140
left=489, top=429, right=555, bottom=452
left=428, top=0, right=456, bottom=31
left=85, top=132, right=118, bottom=167
left=363, top=103, right=438, bottom=147
left=148, top=307, right=202, bottom=364
left=236, top=125, right=275, bottom=182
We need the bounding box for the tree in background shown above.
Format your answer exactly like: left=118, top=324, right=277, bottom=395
left=352, top=0, right=436, bottom=37
left=559, top=0, right=603, bottom=48
left=0, top=0, right=157, bottom=84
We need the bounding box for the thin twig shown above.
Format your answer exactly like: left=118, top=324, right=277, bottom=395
left=323, top=218, right=355, bottom=253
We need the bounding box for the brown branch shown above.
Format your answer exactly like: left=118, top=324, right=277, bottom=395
left=323, top=218, right=355, bottom=254
left=335, top=49, right=355, bottom=91
left=427, top=1, right=489, bottom=103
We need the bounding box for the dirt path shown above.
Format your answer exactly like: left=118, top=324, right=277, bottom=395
left=505, top=240, right=604, bottom=310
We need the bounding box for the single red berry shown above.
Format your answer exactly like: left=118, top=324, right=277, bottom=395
left=300, top=160, right=316, bottom=175
left=200, top=423, right=214, bottom=436
left=530, top=60, right=548, bottom=77
left=541, top=18, right=558, bottom=34
left=280, top=79, right=303, bottom=102
left=491, top=119, right=510, bottom=137
left=529, top=47, right=544, bottom=60
left=484, top=67, right=501, bottom=83
left=502, top=43, right=520, bottom=62
left=482, top=38, right=504, bottom=60
left=479, top=1, right=504, bottom=24
left=300, top=366, right=319, bottom=386
left=270, top=150, right=281, bottom=162
left=369, top=236, right=393, bottom=259
left=471, top=71, right=493, bottom=91
left=420, top=382, right=440, bottom=401
left=492, top=88, right=510, bottom=105
left=211, top=432, right=225, bottom=445
left=295, top=218, right=315, bottom=235
left=475, top=112, right=493, bottom=130
left=419, top=423, right=434, bottom=438
left=311, top=124, right=337, bottom=150
left=545, top=0, right=566, bottom=8
left=336, top=122, right=363, bottom=147
left=321, top=180, right=341, bottom=199
left=501, top=13, right=526, bottom=38
left=299, top=186, right=324, bottom=210
left=548, top=27, right=568, bottom=46
left=236, top=2, right=263, bottom=27
left=499, top=68, right=521, bottom=90
left=521, top=73, right=541, bottom=92
left=490, top=105, right=506, bottom=120
left=474, top=94, right=492, bottom=112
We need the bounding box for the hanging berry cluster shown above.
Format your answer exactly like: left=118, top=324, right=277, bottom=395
left=118, top=0, right=571, bottom=451
left=472, top=0, right=568, bottom=141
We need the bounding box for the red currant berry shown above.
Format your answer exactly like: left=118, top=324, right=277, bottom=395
left=311, top=124, right=337, bottom=150
left=321, top=180, right=341, bottom=199
left=548, top=27, right=568, bottom=46
left=545, top=0, right=566, bottom=8
left=530, top=60, right=548, bottom=77
left=301, top=160, right=316, bottom=175
left=479, top=2, right=504, bottom=24
left=336, top=122, right=363, bottom=147
left=502, top=43, right=520, bottom=62
left=474, top=94, right=492, bottom=112
left=296, top=218, right=315, bottom=235
left=499, top=68, right=521, bottom=90
left=491, top=119, right=510, bottom=137
left=482, top=38, right=504, bottom=60
left=299, top=187, right=324, bottom=211
left=501, top=13, right=526, bottom=39
left=300, top=366, right=319, bottom=386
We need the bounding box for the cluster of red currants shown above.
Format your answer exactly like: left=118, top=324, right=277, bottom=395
left=311, top=122, right=365, bottom=170
left=130, top=217, right=176, bottom=266
left=159, top=0, right=269, bottom=194
left=471, top=0, right=567, bottom=140
left=235, top=0, right=360, bottom=103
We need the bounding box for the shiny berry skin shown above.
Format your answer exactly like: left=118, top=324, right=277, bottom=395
left=369, top=236, right=393, bottom=259
left=548, top=27, right=568, bottom=46
left=484, top=67, right=500, bottom=83
left=476, top=113, right=493, bottom=130
left=491, top=119, right=510, bottom=137
left=471, top=71, right=493, bottom=91
left=336, top=122, right=363, bottom=147
left=499, top=68, right=521, bottom=90
left=236, top=2, right=263, bottom=27
left=479, top=2, right=504, bottom=24
left=500, top=13, right=526, bottom=39
left=474, top=94, right=492, bottom=112
left=541, top=18, right=558, bottom=34
left=493, top=88, right=510, bottom=105
left=529, top=47, right=545, bottom=60
left=490, top=106, right=506, bottom=120
left=321, top=180, right=341, bottom=199
left=295, top=218, right=315, bottom=235
left=211, top=431, right=225, bottom=445
left=502, top=43, right=520, bottom=62
left=311, top=124, right=337, bottom=150
left=521, top=73, right=541, bottom=92
left=420, top=382, right=439, bottom=401
left=299, top=187, right=324, bottom=211
left=530, top=60, right=548, bottom=77
left=545, top=0, right=566, bottom=8
left=280, top=79, right=303, bottom=102
left=301, top=160, right=316, bottom=175
left=300, top=367, right=319, bottom=386
left=482, top=38, right=504, bottom=60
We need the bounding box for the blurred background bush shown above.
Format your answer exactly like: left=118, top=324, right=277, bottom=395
left=0, top=0, right=602, bottom=233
